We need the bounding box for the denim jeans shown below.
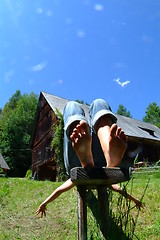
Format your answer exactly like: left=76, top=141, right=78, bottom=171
left=63, top=99, right=117, bottom=176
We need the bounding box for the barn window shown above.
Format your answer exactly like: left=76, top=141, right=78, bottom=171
left=138, top=127, right=156, bottom=137
left=38, top=151, right=41, bottom=160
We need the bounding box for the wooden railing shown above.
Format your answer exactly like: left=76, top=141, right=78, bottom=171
left=131, top=166, right=160, bottom=174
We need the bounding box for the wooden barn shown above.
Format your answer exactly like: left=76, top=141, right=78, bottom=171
left=31, top=92, right=160, bottom=180
left=0, top=153, right=10, bottom=173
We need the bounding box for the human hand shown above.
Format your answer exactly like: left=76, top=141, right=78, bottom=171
left=135, top=200, right=145, bottom=210
left=35, top=203, right=47, bottom=218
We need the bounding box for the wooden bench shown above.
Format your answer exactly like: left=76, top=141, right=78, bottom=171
left=70, top=167, right=131, bottom=240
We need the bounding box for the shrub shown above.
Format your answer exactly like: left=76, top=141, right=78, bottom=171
left=25, top=169, right=32, bottom=179
left=51, top=109, right=67, bottom=181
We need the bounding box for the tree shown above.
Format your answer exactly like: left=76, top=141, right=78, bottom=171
left=0, top=90, right=38, bottom=177
left=143, top=102, right=160, bottom=128
left=5, top=90, right=21, bottom=110
left=117, top=104, right=132, bottom=118
left=75, top=100, right=90, bottom=106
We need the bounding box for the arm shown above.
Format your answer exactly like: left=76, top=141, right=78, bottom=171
left=110, top=184, right=144, bottom=209
left=35, top=178, right=74, bottom=218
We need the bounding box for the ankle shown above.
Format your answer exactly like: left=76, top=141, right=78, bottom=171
left=81, top=159, right=94, bottom=169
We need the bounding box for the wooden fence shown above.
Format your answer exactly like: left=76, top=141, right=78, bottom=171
left=131, top=166, right=160, bottom=174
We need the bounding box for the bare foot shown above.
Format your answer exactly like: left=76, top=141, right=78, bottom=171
left=70, top=120, right=94, bottom=168
left=107, top=124, right=128, bottom=167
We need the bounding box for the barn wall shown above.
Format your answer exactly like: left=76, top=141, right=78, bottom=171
left=120, top=138, right=160, bottom=168
left=32, top=95, right=57, bottom=180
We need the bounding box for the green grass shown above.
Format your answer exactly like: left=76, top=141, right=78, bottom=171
left=0, top=172, right=160, bottom=239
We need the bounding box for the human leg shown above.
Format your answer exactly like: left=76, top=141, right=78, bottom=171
left=63, top=101, right=87, bottom=175
left=70, top=120, right=94, bottom=168
left=95, top=118, right=128, bottom=167
left=63, top=101, right=94, bottom=175
left=90, top=99, right=128, bottom=167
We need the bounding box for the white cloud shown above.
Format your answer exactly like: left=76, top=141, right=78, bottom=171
left=141, top=34, right=152, bottom=43
left=30, top=62, right=47, bottom=72
left=51, top=79, right=63, bottom=87
left=36, top=8, right=53, bottom=17
left=114, top=78, right=130, bottom=87
left=36, top=7, right=43, bottom=14
left=59, top=79, right=63, bottom=84
left=46, top=10, right=53, bottom=17
left=4, top=69, right=14, bottom=83
left=28, top=79, right=35, bottom=85
left=77, top=30, right=86, bottom=38
left=94, top=4, right=104, bottom=11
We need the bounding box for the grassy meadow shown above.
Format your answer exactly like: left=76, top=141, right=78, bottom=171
left=0, top=172, right=160, bottom=240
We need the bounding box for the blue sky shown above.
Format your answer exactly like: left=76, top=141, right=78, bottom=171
left=1, top=0, right=160, bottom=120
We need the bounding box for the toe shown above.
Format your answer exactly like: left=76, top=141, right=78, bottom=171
left=110, top=124, right=118, bottom=137
left=119, top=130, right=128, bottom=143
left=116, top=127, right=121, bottom=136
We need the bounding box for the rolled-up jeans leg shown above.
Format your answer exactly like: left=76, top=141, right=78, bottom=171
left=89, top=98, right=117, bottom=132
left=89, top=99, right=117, bottom=168
left=63, top=101, right=88, bottom=176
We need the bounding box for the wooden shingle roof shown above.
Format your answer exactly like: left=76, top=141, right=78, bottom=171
left=116, top=114, right=160, bottom=142
left=41, top=91, right=90, bottom=119
left=41, top=92, right=160, bottom=143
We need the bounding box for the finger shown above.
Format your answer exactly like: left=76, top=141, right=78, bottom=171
left=41, top=210, right=45, bottom=218
left=41, top=210, right=46, bottom=218
left=35, top=209, right=40, bottom=216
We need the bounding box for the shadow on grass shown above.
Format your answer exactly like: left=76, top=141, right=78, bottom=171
left=87, top=190, right=135, bottom=240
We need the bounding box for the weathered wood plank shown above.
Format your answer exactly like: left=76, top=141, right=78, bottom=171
left=71, top=167, right=131, bottom=188
left=77, top=186, right=87, bottom=240
left=97, top=186, right=110, bottom=239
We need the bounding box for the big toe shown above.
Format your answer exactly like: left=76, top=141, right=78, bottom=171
left=79, top=120, right=90, bottom=134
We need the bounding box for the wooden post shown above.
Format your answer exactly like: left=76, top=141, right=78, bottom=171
left=77, top=186, right=87, bottom=240
left=71, top=167, right=131, bottom=240
left=97, top=186, right=110, bottom=239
